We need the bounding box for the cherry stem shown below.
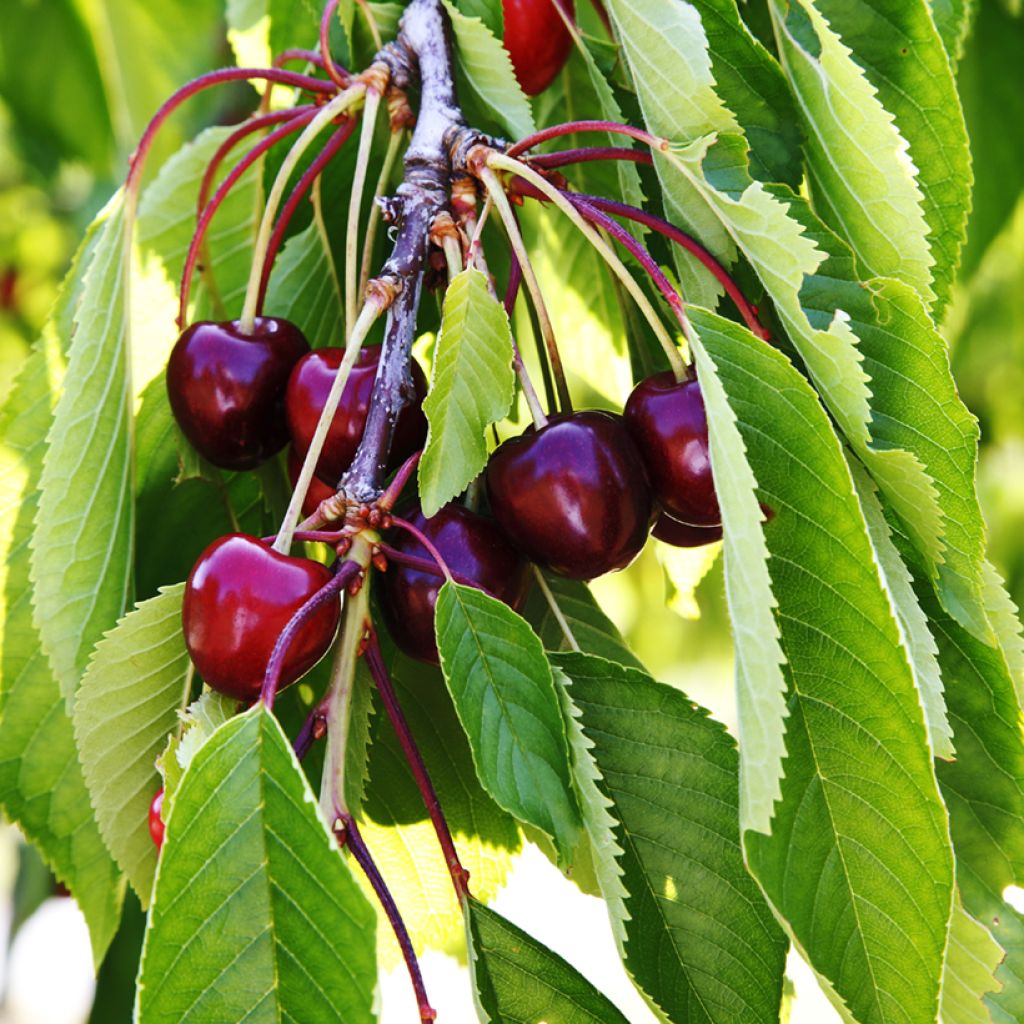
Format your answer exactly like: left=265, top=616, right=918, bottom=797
left=570, top=195, right=691, bottom=349
left=388, top=517, right=454, bottom=582
left=359, top=130, right=406, bottom=298
left=503, top=255, right=551, bottom=425
left=293, top=697, right=331, bottom=760
left=260, top=561, right=360, bottom=709
left=378, top=450, right=421, bottom=510
left=377, top=544, right=490, bottom=592
left=506, top=119, right=665, bottom=160
left=571, top=193, right=771, bottom=341
left=273, top=48, right=327, bottom=69
left=346, top=88, right=383, bottom=335
left=479, top=165, right=563, bottom=421
left=125, top=67, right=336, bottom=197
left=263, top=529, right=347, bottom=545
left=528, top=146, right=652, bottom=170
left=532, top=566, right=581, bottom=652
left=319, top=0, right=351, bottom=89
left=256, top=117, right=357, bottom=313
left=363, top=631, right=470, bottom=900
left=179, top=110, right=316, bottom=328
left=337, top=812, right=437, bottom=1021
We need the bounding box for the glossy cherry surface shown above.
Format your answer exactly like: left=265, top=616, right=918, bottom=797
left=485, top=410, right=653, bottom=579
left=502, top=0, right=574, bottom=96
left=148, top=788, right=165, bottom=850
left=287, top=446, right=340, bottom=521
left=652, top=512, right=723, bottom=547
left=182, top=533, right=339, bottom=701
left=380, top=503, right=530, bottom=664
left=624, top=372, right=720, bottom=527
left=285, top=345, right=428, bottom=484
left=167, top=317, right=309, bottom=470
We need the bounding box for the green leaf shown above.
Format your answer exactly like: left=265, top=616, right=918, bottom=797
left=264, top=220, right=345, bottom=349
left=692, top=309, right=955, bottom=1024
left=418, top=268, right=515, bottom=516
left=808, top=0, right=972, bottom=314
left=434, top=582, right=581, bottom=858
left=74, top=584, right=193, bottom=907
left=467, top=896, right=631, bottom=1023
left=941, top=900, right=1003, bottom=1024
left=768, top=0, right=936, bottom=308
left=556, top=653, right=787, bottom=1024
left=136, top=705, right=377, bottom=1023
left=0, top=228, right=124, bottom=966
left=522, top=572, right=644, bottom=670
left=442, top=0, right=536, bottom=140
left=929, top=0, right=974, bottom=66
left=685, top=0, right=803, bottom=188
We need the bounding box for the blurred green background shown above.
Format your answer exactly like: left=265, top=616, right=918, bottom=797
left=1, top=0, right=1023, bottom=1019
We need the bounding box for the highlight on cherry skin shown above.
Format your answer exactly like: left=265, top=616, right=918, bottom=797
left=285, top=344, right=428, bottom=482
left=182, top=533, right=340, bottom=702
left=624, top=372, right=721, bottom=528
left=148, top=788, right=165, bottom=851
left=502, top=0, right=575, bottom=96
left=485, top=409, right=654, bottom=580
left=380, top=502, right=530, bottom=664
left=166, top=316, right=310, bottom=471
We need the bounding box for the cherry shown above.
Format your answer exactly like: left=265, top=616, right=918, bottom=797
left=485, top=410, right=653, bottom=579
left=379, top=503, right=530, bottom=664
left=149, top=788, right=165, bottom=850
left=287, top=445, right=340, bottom=521
left=182, top=533, right=339, bottom=701
left=652, top=512, right=723, bottom=547
left=285, top=345, right=428, bottom=484
left=166, top=317, right=309, bottom=470
left=624, top=372, right=720, bottom=527
left=502, top=0, right=575, bottom=96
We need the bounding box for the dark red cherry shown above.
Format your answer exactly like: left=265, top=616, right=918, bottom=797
left=285, top=345, right=428, bottom=484
left=652, top=512, right=723, bottom=547
left=166, top=317, right=309, bottom=470
left=624, top=372, right=720, bottom=527
left=182, top=533, right=339, bottom=701
left=485, top=410, right=653, bottom=579
left=502, top=0, right=574, bottom=96
left=149, top=788, right=165, bottom=850
left=379, top=503, right=530, bottom=664
left=287, top=446, right=340, bottom=522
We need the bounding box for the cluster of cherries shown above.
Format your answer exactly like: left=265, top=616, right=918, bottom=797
left=166, top=307, right=720, bottom=718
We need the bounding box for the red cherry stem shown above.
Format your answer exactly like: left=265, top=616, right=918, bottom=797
left=178, top=109, right=317, bottom=328
left=124, top=67, right=336, bottom=197
left=260, top=560, right=360, bottom=708
left=273, top=48, right=327, bottom=69
left=293, top=698, right=330, bottom=760
left=319, top=0, right=352, bottom=89
left=255, top=117, right=357, bottom=313
left=378, top=450, right=422, bottom=510
left=571, top=193, right=771, bottom=341
left=262, top=530, right=347, bottom=545
left=336, top=812, right=437, bottom=1021
left=363, top=631, right=470, bottom=900
left=388, top=517, right=454, bottom=582
left=377, top=544, right=491, bottom=593
left=528, top=146, right=652, bottom=171
left=506, top=119, right=665, bottom=160
left=569, top=196, right=690, bottom=339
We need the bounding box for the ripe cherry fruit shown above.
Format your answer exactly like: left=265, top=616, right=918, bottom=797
left=624, top=372, right=720, bottom=527
left=167, top=317, right=309, bottom=470
left=285, top=345, right=428, bottom=484
left=182, top=533, right=340, bottom=701
left=652, top=513, right=723, bottom=548
left=502, top=0, right=575, bottom=96
left=485, top=410, right=653, bottom=580
left=379, top=503, right=530, bottom=664
left=149, top=788, right=165, bottom=850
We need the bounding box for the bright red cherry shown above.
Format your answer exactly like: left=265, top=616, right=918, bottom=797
left=287, top=446, right=340, bottom=521
left=149, top=789, right=165, bottom=850
left=285, top=345, right=428, bottom=484
left=379, top=503, right=530, bottom=664
left=652, top=513, right=723, bottom=547
left=624, top=372, right=720, bottom=527
left=503, top=0, right=575, bottom=96
left=182, top=533, right=339, bottom=701
left=166, top=317, right=309, bottom=470
left=485, top=411, right=653, bottom=580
